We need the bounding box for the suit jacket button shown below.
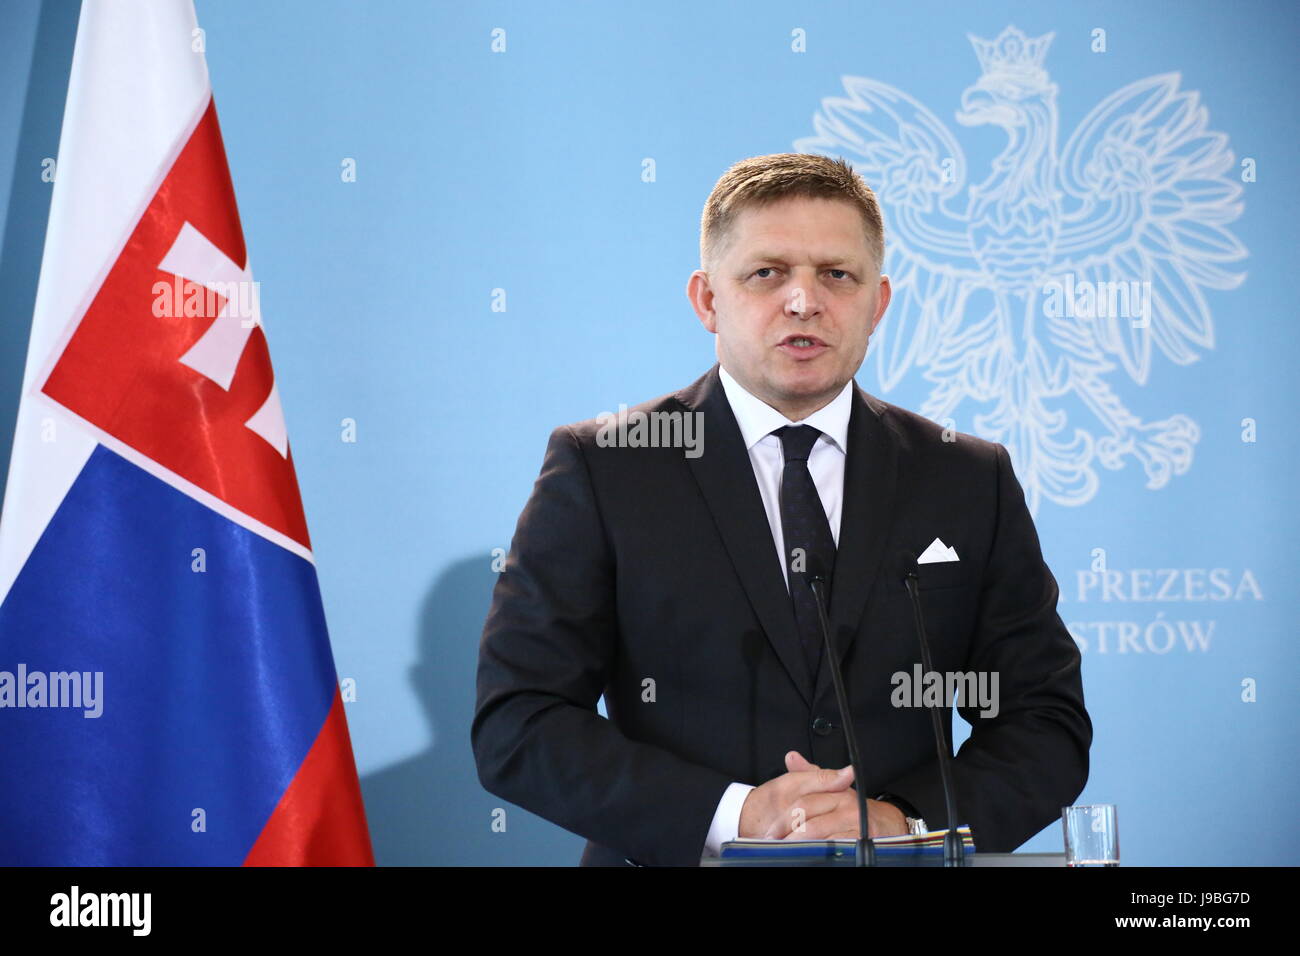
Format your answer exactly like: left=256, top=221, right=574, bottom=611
left=811, top=716, right=834, bottom=736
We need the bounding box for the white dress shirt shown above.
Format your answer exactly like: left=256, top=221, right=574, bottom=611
left=701, top=365, right=854, bottom=858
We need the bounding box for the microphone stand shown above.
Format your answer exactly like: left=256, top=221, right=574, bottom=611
left=903, top=569, right=967, bottom=867
left=808, top=574, right=875, bottom=867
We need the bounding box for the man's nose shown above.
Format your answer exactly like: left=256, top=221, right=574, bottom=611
left=784, top=279, right=823, bottom=318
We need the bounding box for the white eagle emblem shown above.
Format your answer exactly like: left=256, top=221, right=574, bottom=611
left=795, top=26, right=1248, bottom=512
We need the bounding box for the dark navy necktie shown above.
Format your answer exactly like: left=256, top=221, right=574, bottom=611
left=775, top=425, right=836, bottom=676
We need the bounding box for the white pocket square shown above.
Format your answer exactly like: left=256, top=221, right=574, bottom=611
left=917, top=537, right=959, bottom=564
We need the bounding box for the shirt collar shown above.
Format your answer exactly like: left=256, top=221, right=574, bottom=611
left=718, top=364, right=853, bottom=453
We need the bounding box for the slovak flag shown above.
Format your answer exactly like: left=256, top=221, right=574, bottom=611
left=0, top=2, right=373, bottom=864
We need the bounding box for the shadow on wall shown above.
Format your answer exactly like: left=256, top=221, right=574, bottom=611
left=360, top=553, right=586, bottom=865
left=0, top=0, right=79, bottom=501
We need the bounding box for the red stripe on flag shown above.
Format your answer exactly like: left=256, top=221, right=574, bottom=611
left=243, top=687, right=375, bottom=866
left=42, top=98, right=312, bottom=548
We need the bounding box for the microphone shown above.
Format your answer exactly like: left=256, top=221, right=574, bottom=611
left=805, top=555, right=875, bottom=867
left=899, top=550, right=967, bottom=867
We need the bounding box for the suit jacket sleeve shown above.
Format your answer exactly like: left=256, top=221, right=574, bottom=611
left=471, top=425, right=734, bottom=865
left=881, top=442, right=1092, bottom=851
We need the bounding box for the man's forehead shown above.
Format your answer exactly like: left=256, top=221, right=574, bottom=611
left=729, top=238, right=869, bottom=267
left=732, top=196, right=859, bottom=228
left=726, top=202, right=868, bottom=259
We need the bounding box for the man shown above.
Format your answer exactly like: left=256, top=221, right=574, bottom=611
left=472, top=154, right=1091, bottom=866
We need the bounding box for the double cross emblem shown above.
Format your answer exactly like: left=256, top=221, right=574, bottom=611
left=158, top=222, right=287, bottom=458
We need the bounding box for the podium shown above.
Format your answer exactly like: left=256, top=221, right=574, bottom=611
left=701, top=851, right=1066, bottom=867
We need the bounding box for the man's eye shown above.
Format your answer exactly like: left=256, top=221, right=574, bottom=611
left=751, top=267, right=849, bottom=280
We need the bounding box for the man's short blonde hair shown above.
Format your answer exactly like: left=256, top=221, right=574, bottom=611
left=699, top=153, right=885, bottom=275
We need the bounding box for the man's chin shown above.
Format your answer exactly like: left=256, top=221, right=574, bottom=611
left=774, top=373, right=845, bottom=401
left=768, top=377, right=850, bottom=414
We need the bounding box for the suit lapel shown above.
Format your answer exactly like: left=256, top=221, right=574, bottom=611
left=813, top=383, right=900, bottom=704
left=677, top=366, right=815, bottom=704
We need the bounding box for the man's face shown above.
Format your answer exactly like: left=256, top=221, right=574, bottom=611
left=688, top=196, right=891, bottom=421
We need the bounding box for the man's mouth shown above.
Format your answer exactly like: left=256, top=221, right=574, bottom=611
left=778, top=334, right=829, bottom=358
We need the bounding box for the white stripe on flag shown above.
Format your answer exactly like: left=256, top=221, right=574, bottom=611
left=0, top=0, right=211, bottom=604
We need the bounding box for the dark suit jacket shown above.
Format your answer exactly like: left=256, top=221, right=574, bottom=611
left=472, top=364, right=1091, bottom=865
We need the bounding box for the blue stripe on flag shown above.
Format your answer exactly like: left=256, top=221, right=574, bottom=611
left=0, top=445, right=337, bottom=865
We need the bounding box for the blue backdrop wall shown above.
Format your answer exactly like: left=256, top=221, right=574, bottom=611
left=1, top=0, right=1296, bottom=865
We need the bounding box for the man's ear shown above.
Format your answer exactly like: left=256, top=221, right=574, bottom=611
left=687, top=270, right=718, bottom=334
left=869, top=274, right=892, bottom=335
